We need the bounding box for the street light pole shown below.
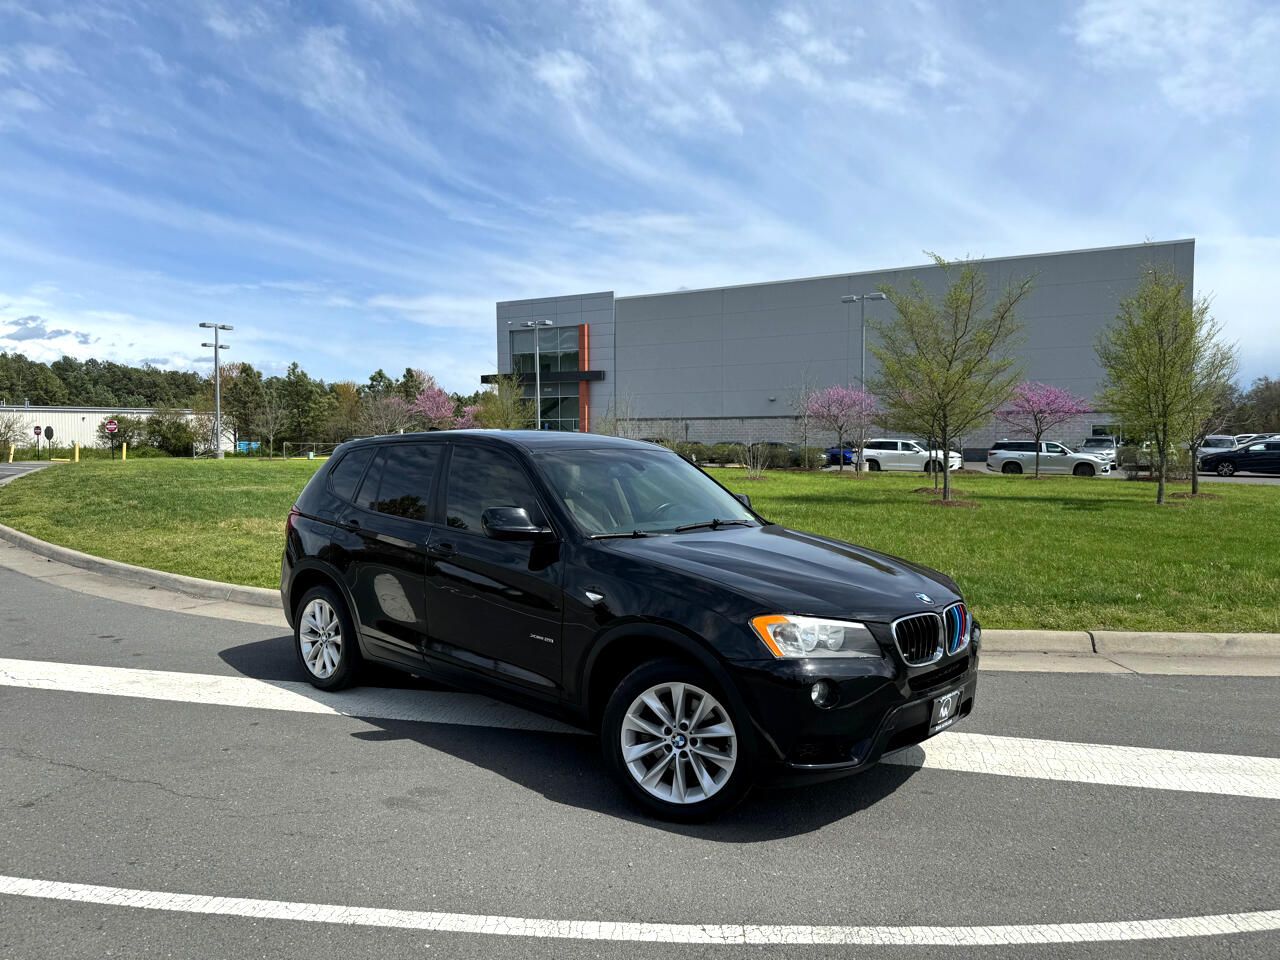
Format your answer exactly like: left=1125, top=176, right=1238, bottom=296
left=840, top=292, right=887, bottom=387
left=509, top=318, right=553, bottom=429
left=199, top=323, right=233, bottom=458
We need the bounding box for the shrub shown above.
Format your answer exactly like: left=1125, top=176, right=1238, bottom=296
left=793, top=447, right=826, bottom=470
left=674, top=441, right=707, bottom=463
left=707, top=442, right=740, bottom=464
left=145, top=409, right=201, bottom=457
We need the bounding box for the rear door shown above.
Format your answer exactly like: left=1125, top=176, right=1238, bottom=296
left=337, top=441, right=443, bottom=668
left=422, top=442, right=564, bottom=695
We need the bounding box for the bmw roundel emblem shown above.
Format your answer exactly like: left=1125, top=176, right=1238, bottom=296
left=915, top=593, right=933, bottom=604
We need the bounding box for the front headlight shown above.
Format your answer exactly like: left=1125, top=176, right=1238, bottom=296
left=750, top=614, right=884, bottom=659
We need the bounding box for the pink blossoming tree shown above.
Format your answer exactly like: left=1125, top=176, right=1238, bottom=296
left=805, top=386, right=878, bottom=473
left=410, top=383, right=462, bottom=430
left=996, top=382, right=1091, bottom=477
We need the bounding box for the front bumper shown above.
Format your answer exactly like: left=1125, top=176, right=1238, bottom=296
left=727, top=646, right=979, bottom=782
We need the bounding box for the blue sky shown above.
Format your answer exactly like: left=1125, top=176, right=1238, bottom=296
left=1, top=0, right=1277, bottom=394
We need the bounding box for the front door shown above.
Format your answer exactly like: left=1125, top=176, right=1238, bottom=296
left=338, top=441, right=443, bottom=668
left=423, top=443, right=564, bottom=694
left=1042, top=442, right=1069, bottom=473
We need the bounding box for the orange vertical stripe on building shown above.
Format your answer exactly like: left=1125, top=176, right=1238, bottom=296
left=579, top=323, right=590, bottom=433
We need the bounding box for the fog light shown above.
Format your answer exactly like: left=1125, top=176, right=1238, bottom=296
left=810, top=680, right=838, bottom=708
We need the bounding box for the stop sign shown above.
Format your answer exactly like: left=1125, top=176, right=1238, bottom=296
left=105, top=419, right=119, bottom=434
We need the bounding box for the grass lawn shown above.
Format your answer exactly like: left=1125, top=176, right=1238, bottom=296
left=1, top=458, right=1276, bottom=632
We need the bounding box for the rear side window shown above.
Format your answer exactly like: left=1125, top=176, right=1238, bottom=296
left=445, top=445, right=545, bottom=534
left=328, top=447, right=374, bottom=503
left=866, top=440, right=894, bottom=450
left=363, top=443, right=441, bottom=521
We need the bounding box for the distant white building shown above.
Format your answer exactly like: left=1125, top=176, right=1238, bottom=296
left=0, top=403, right=229, bottom=452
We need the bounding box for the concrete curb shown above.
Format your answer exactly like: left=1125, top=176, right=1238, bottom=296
left=0, top=523, right=278, bottom=608
left=1093, top=631, right=1280, bottom=657
left=981, top=630, right=1094, bottom=654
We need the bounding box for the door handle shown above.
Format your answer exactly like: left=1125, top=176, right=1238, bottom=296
left=428, top=541, right=456, bottom=558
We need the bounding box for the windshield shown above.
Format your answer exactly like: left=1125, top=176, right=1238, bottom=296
left=1082, top=439, right=1111, bottom=448
left=536, top=447, right=757, bottom=537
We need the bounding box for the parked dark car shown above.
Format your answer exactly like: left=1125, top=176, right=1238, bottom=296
left=1198, top=439, right=1280, bottom=476
left=281, top=431, right=979, bottom=820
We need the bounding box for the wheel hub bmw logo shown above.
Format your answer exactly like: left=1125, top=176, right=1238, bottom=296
left=672, top=733, right=688, bottom=749
left=915, top=593, right=933, bottom=603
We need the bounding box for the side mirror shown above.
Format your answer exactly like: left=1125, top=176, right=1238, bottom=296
left=733, top=493, right=752, bottom=508
left=481, top=506, right=554, bottom=542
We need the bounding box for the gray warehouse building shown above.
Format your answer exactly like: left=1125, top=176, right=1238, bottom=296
left=487, top=239, right=1194, bottom=446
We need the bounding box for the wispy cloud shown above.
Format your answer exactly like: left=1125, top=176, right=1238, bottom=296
left=1070, top=0, right=1280, bottom=116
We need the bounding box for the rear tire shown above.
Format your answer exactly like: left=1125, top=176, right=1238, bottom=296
left=1217, top=462, right=1235, bottom=476
left=602, top=658, right=755, bottom=822
left=294, top=585, right=362, bottom=691
left=866, top=459, right=881, bottom=472
left=1073, top=463, right=1095, bottom=477
left=1001, top=461, right=1022, bottom=475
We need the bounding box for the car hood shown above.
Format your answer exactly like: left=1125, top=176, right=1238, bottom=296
left=599, top=524, right=960, bottom=622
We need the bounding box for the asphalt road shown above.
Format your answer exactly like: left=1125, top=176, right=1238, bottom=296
left=0, top=462, right=52, bottom=488
left=1, top=565, right=1277, bottom=960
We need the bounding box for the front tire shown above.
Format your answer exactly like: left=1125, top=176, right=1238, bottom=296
left=1073, top=463, right=1095, bottom=477
left=1002, top=461, right=1023, bottom=475
left=1217, top=462, right=1235, bottom=476
left=294, top=585, right=362, bottom=690
left=602, top=659, right=755, bottom=822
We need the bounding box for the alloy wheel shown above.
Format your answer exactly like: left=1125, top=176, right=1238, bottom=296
left=299, top=598, right=343, bottom=680
left=1217, top=463, right=1235, bottom=476
left=620, top=682, right=737, bottom=805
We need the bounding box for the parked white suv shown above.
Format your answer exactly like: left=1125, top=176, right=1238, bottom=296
left=987, top=440, right=1111, bottom=477
left=861, top=438, right=963, bottom=473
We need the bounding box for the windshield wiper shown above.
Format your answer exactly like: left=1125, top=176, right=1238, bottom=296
left=590, top=530, right=653, bottom=540
left=674, top=518, right=753, bottom=533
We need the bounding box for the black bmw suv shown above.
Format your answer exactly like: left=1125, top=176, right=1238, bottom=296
left=282, top=431, right=979, bottom=820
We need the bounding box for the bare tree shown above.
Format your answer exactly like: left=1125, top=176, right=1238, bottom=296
left=594, top=391, right=637, bottom=438
left=359, top=394, right=415, bottom=437
left=0, top=410, right=26, bottom=452
left=252, top=385, right=290, bottom=459
left=790, top=368, right=820, bottom=469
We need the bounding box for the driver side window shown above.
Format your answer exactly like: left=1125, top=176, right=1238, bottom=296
left=444, top=445, right=545, bottom=535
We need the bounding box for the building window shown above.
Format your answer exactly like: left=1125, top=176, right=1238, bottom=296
left=510, top=326, right=582, bottom=431
left=522, top=381, right=580, bottom=431
left=511, top=326, right=579, bottom=376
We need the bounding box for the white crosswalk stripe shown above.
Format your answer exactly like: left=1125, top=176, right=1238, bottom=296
left=2, top=656, right=1279, bottom=799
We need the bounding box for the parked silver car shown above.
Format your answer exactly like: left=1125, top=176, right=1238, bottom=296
left=1077, top=436, right=1119, bottom=463
left=1198, top=435, right=1238, bottom=454
left=986, top=440, right=1111, bottom=477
